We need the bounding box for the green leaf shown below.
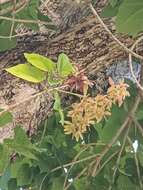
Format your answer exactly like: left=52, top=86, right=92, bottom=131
left=8, top=179, right=18, bottom=190
left=53, top=92, right=64, bottom=125
left=37, top=10, right=52, bottom=22
left=0, top=112, right=13, bottom=128
left=95, top=105, right=127, bottom=143
left=17, top=164, right=32, bottom=186
left=51, top=177, right=64, bottom=190
left=116, top=0, right=143, bottom=36
left=102, top=0, right=123, bottom=18
left=0, top=144, right=11, bottom=174
left=135, top=103, right=143, bottom=120
left=6, top=64, right=46, bottom=83
left=15, top=0, right=40, bottom=31
left=74, top=177, right=88, bottom=190
left=4, top=127, right=39, bottom=160
left=0, top=21, right=17, bottom=52
left=117, top=175, right=138, bottom=189
left=28, top=0, right=40, bottom=19
left=57, top=53, right=75, bottom=77
left=0, top=166, right=11, bottom=190
left=24, top=53, right=56, bottom=72
left=11, top=158, right=31, bottom=178
left=109, top=0, right=118, bottom=7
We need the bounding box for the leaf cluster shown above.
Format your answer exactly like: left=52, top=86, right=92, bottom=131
left=102, top=0, right=143, bottom=36
left=0, top=0, right=55, bottom=52
left=0, top=80, right=143, bottom=189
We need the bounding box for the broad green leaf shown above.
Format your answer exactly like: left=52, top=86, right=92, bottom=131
left=0, top=21, right=17, bottom=52
left=28, top=0, right=40, bottom=19
left=57, top=53, right=75, bottom=77
left=95, top=105, right=127, bottom=143
left=117, top=175, right=138, bottom=189
left=51, top=177, right=64, bottom=190
left=11, top=158, right=31, bottom=178
left=116, top=0, right=143, bottom=36
left=17, top=164, right=32, bottom=186
left=102, top=0, right=123, bottom=18
left=0, top=144, right=11, bottom=174
left=15, top=0, right=40, bottom=31
left=6, top=64, right=46, bottom=83
left=8, top=179, right=18, bottom=190
left=53, top=92, right=64, bottom=125
left=4, top=127, right=39, bottom=160
left=135, top=103, right=143, bottom=120
left=37, top=10, right=52, bottom=22
left=24, top=53, right=56, bottom=72
left=0, top=112, right=13, bottom=128
left=0, top=166, right=11, bottom=190
left=74, top=177, right=88, bottom=190
left=110, top=0, right=118, bottom=7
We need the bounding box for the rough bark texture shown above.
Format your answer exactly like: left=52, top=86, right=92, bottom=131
left=0, top=4, right=142, bottom=141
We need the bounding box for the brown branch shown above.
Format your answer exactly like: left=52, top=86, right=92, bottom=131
left=0, top=15, right=53, bottom=26
left=108, top=124, right=131, bottom=190
left=0, top=0, right=11, bottom=4
left=91, top=116, right=130, bottom=176
left=0, top=0, right=26, bottom=15
left=129, top=36, right=143, bottom=91
left=89, top=3, right=143, bottom=62
left=91, top=95, right=141, bottom=177
left=127, top=136, right=143, bottom=189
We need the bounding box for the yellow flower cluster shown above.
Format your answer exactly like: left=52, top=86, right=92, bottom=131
left=107, top=77, right=130, bottom=107
left=64, top=78, right=130, bottom=141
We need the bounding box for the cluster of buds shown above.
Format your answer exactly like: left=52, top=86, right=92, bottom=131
left=64, top=77, right=130, bottom=141
left=65, top=67, right=93, bottom=95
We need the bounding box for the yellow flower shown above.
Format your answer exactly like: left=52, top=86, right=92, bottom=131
left=63, top=78, right=130, bottom=141
left=107, top=77, right=130, bottom=107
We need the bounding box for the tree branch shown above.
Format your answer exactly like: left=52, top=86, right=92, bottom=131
left=89, top=3, right=143, bottom=61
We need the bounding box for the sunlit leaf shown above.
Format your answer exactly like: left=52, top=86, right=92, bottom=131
left=57, top=53, right=75, bottom=77
left=24, top=53, right=56, bottom=72
left=6, top=64, right=46, bottom=83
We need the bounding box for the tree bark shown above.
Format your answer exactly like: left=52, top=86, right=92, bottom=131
left=0, top=13, right=142, bottom=141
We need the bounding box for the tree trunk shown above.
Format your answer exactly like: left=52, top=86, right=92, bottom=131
left=0, top=12, right=141, bottom=141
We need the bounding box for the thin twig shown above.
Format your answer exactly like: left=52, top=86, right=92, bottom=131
left=108, top=124, right=131, bottom=190
left=0, top=0, right=11, bottom=4
left=91, top=95, right=141, bottom=177
left=95, top=150, right=119, bottom=177
left=91, top=117, right=129, bottom=176
left=127, top=136, right=143, bottom=189
left=0, top=0, right=26, bottom=15
left=64, top=167, right=87, bottom=190
left=57, top=88, right=83, bottom=98
left=9, top=0, right=16, bottom=39
left=89, top=3, right=143, bottom=61
left=0, top=85, right=80, bottom=116
left=129, top=36, right=143, bottom=91
left=63, top=146, right=89, bottom=189
left=0, top=15, right=53, bottom=26
left=132, top=116, right=143, bottom=138
left=39, top=153, right=100, bottom=190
